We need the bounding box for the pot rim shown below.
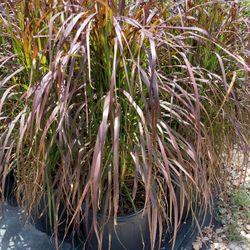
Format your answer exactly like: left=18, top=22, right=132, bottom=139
left=114, top=208, right=146, bottom=222
left=83, top=205, right=148, bottom=223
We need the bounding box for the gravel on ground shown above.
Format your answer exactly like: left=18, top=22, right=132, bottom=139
left=193, top=148, right=250, bottom=250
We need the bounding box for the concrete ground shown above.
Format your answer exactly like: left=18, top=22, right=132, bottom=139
left=0, top=203, right=72, bottom=250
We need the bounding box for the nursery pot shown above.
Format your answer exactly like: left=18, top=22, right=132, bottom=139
left=84, top=209, right=151, bottom=250
left=31, top=194, right=74, bottom=240
left=4, top=170, right=17, bottom=206
left=175, top=184, right=189, bottom=221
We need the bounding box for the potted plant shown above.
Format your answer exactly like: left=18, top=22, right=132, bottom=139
left=0, top=1, right=249, bottom=250
left=0, top=1, right=192, bottom=248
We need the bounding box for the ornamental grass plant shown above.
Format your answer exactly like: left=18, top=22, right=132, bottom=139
left=0, top=0, right=249, bottom=249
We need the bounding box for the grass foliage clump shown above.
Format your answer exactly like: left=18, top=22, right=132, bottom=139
left=0, top=0, right=250, bottom=249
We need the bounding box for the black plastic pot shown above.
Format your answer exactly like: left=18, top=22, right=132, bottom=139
left=31, top=194, right=73, bottom=239
left=84, top=209, right=152, bottom=250
left=4, top=170, right=17, bottom=206
left=175, top=184, right=189, bottom=221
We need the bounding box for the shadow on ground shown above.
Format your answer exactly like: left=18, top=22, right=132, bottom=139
left=0, top=203, right=72, bottom=250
